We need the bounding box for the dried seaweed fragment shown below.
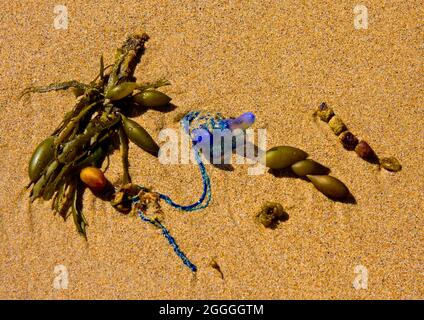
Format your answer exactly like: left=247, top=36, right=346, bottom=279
left=210, top=258, right=224, bottom=279
left=255, top=202, right=288, bottom=229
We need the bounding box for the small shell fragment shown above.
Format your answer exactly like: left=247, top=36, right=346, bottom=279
left=380, top=157, right=402, bottom=172
left=339, top=131, right=359, bottom=150
left=328, top=116, right=347, bottom=136
left=316, top=102, right=335, bottom=122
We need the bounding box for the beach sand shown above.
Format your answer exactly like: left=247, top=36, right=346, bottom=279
left=0, top=1, right=422, bottom=299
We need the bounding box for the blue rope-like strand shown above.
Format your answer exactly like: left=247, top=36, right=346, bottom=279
left=132, top=111, right=229, bottom=272
left=158, top=149, right=211, bottom=211
left=159, top=111, right=211, bottom=211
left=135, top=204, right=197, bottom=272
left=141, top=111, right=212, bottom=212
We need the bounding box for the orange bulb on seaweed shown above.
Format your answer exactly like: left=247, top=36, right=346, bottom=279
left=80, top=167, right=108, bottom=191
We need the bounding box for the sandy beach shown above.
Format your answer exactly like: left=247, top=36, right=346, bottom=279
left=0, top=1, right=422, bottom=299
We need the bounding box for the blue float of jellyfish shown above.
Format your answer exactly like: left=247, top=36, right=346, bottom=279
left=189, top=111, right=256, bottom=164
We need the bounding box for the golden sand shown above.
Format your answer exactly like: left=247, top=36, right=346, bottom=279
left=0, top=1, right=422, bottom=299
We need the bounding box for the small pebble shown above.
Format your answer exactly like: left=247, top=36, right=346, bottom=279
left=316, top=102, right=335, bottom=122
left=380, top=157, right=402, bottom=172
left=328, top=116, right=347, bottom=136
left=355, top=140, right=376, bottom=160
left=339, top=131, right=359, bottom=150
